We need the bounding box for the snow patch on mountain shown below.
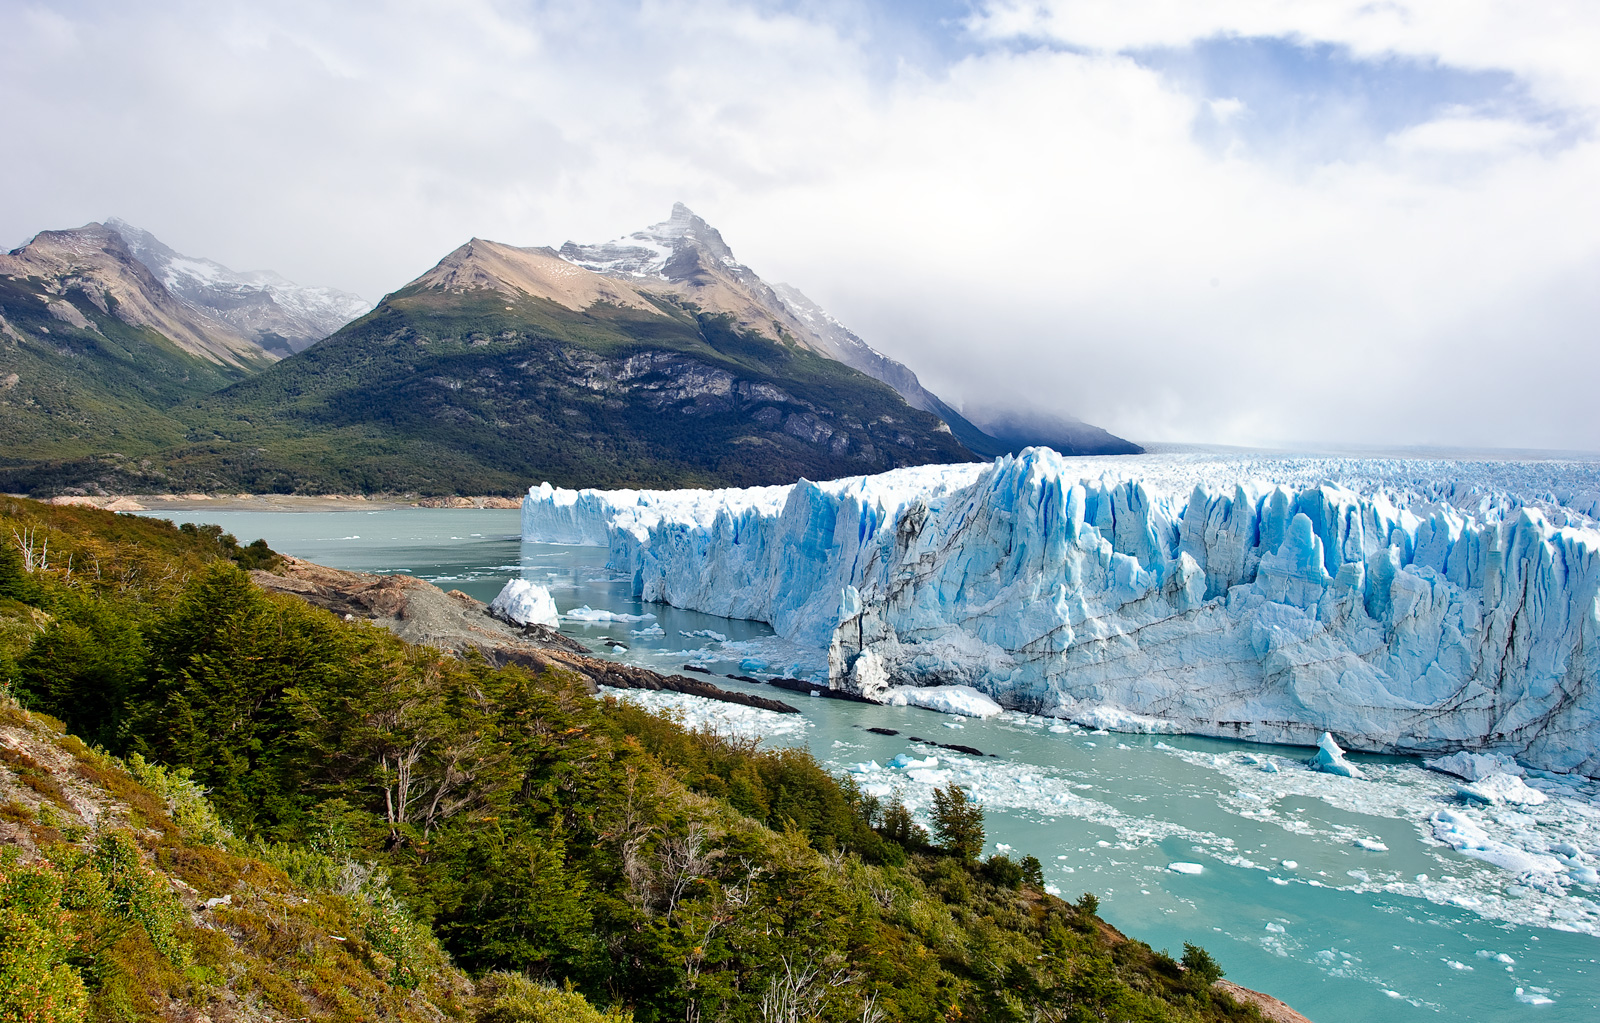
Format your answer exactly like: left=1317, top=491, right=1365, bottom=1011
left=109, top=219, right=369, bottom=353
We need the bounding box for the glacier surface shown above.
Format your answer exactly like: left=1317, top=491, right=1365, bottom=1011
left=523, top=449, right=1600, bottom=775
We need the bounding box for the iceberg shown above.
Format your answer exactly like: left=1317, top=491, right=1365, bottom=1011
left=488, top=578, right=561, bottom=627
left=1308, top=732, right=1364, bottom=778
left=524, top=448, right=1600, bottom=775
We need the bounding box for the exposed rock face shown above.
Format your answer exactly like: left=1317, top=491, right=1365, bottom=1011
left=0, top=222, right=272, bottom=368
left=251, top=557, right=796, bottom=713
left=412, top=238, right=663, bottom=316
left=561, top=203, right=820, bottom=348
left=108, top=219, right=370, bottom=356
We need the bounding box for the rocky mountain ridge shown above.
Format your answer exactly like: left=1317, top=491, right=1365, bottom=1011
left=107, top=218, right=370, bottom=355
left=0, top=223, right=274, bottom=369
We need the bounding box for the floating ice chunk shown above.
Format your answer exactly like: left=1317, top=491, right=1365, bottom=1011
left=565, top=605, right=656, bottom=623
left=1430, top=809, right=1564, bottom=874
left=847, top=760, right=882, bottom=774
left=888, top=753, right=939, bottom=769
left=1456, top=773, right=1548, bottom=806
left=889, top=685, right=1003, bottom=718
left=1260, top=760, right=1280, bottom=773
left=1355, top=838, right=1390, bottom=852
left=681, top=629, right=727, bottom=643
left=1072, top=705, right=1180, bottom=734
left=1425, top=751, right=1526, bottom=781
left=632, top=624, right=665, bottom=636
left=1308, top=732, right=1363, bottom=779
left=488, top=579, right=560, bottom=627
left=1167, top=862, right=1204, bottom=874
left=1265, top=922, right=1286, bottom=933
left=1514, top=987, right=1554, bottom=1005
left=1281, top=860, right=1299, bottom=869
left=1445, top=960, right=1472, bottom=971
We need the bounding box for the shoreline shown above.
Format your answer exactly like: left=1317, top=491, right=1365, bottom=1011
left=24, top=493, right=524, bottom=513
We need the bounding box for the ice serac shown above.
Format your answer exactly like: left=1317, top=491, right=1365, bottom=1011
left=523, top=449, right=1600, bottom=776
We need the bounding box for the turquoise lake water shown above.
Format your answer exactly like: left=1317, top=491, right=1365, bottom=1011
left=140, top=507, right=1600, bottom=1021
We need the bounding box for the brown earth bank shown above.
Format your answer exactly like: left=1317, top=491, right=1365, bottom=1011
left=250, top=555, right=798, bottom=715
left=23, top=493, right=524, bottom=512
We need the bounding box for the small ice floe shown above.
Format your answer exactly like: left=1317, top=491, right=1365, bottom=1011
left=1514, top=987, right=1554, bottom=1005
left=1071, top=705, right=1178, bottom=734
left=888, top=753, right=938, bottom=769
left=1445, top=960, right=1473, bottom=971
left=1260, top=760, right=1280, bottom=773
left=1426, top=751, right=1525, bottom=782
left=489, top=579, right=561, bottom=627
left=1264, top=922, right=1286, bottom=933
left=1307, top=732, right=1363, bottom=778
left=680, top=629, right=727, bottom=643
left=848, top=760, right=882, bottom=774
left=1281, top=860, right=1299, bottom=869
left=1355, top=838, right=1390, bottom=852
left=631, top=624, right=665, bottom=636
left=886, top=685, right=1003, bottom=718
left=566, top=606, right=656, bottom=623
left=1456, top=773, right=1548, bottom=806
left=1430, top=809, right=1564, bottom=874
left=1167, top=862, right=1204, bottom=875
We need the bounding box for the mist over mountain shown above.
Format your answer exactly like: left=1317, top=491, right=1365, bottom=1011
left=561, top=204, right=1138, bottom=457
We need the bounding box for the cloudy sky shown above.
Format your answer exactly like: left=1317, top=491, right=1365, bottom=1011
left=4, top=0, right=1597, bottom=451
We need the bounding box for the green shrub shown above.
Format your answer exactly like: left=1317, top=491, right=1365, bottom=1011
left=476, top=972, right=630, bottom=1023
left=0, top=858, right=89, bottom=1023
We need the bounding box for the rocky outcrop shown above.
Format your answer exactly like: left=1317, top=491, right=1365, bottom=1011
left=108, top=219, right=370, bottom=355
left=251, top=557, right=796, bottom=713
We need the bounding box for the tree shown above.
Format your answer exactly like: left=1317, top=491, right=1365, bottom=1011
left=928, top=784, right=984, bottom=864
left=1182, top=942, right=1224, bottom=988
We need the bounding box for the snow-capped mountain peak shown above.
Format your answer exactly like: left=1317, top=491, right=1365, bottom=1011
left=107, top=219, right=371, bottom=355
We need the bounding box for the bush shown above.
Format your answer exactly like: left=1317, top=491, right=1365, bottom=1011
left=980, top=854, right=1024, bottom=890
left=0, top=858, right=89, bottom=1023
left=476, top=972, right=630, bottom=1023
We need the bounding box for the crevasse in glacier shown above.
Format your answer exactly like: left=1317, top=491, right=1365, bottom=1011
left=523, top=449, right=1600, bottom=775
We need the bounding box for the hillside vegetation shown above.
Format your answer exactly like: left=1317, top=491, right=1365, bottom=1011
left=1, top=498, right=1262, bottom=1022
left=3, top=284, right=974, bottom=496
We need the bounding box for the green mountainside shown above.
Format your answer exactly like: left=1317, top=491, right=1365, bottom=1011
left=0, top=273, right=255, bottom=460
left=0, top=498, right=1267, bottom=1023
left=166, top=283, right=977, bottom=494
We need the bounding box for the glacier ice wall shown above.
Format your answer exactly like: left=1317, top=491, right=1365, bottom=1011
left=523, top=450, right=1600, bottom=775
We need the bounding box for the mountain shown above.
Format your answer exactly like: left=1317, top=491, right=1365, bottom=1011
left=562, top=204, right=1139, bottom=457
left=0, top=222, right=272, bottom=369
left=137, top=230, right=977, bottom=494
left=962, top=402, right=1144, bottom=457
left=108, top=218, right=371, bottom=356
left=0, top=224, right=272, bottom=476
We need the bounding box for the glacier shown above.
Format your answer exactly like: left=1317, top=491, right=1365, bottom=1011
left=522, top=449, right=1600, bottom=776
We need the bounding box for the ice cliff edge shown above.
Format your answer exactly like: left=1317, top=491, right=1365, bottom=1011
left=524, top=450, right=1600, bottom=776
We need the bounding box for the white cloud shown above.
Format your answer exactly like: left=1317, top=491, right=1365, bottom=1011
left=1, top=0, right=1596, bottom=451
